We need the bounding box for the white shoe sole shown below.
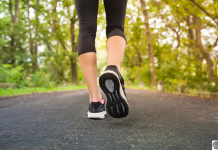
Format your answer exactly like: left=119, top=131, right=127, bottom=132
left=87, top=111, right=106, bottom=119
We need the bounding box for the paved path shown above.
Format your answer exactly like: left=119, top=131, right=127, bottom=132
left=0, top=88, right=218, bottom=150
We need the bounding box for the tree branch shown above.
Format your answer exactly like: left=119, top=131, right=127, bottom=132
left=189, top=0, right=218, bottom=25
left=213, top=37, right=218, bottom=48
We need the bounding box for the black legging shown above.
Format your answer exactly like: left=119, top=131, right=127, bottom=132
left=75, top=0, right=128, bottom=56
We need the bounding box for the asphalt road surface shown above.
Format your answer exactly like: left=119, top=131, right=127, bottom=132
left=0, top=87, right=218, bottom=150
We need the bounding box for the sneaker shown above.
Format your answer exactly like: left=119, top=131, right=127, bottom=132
left=99, top=65, right=129, bottom=118
left=87, top=97, right=106, bottom=119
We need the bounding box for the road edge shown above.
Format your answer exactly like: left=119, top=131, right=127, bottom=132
left=125, top=87, right=218, bottom=102
left=0, top=88, right=88, bottom=100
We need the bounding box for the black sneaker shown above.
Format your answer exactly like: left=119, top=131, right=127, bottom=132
left=99, top=65, right=129, bottom=118
left=87, top=97, right=106, bottom=119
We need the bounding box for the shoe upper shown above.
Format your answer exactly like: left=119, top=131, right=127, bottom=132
left=105, top=65, right=126, bottom=97
left=89, top=98, right=105, bottom=113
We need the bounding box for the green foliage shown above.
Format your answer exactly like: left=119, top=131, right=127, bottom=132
left=0, top=63, right=55, bottom=88
left=0, top=0, right=217, bottom=96
left=0, top=64, right=25, bottom=87
left=128, top=66, right=151, bottom=85
left=30, top=71, right=55, bottom=88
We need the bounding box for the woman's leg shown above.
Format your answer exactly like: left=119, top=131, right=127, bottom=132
left=79, top=53, right=102, bottom=103
left=106, top=36, right=126, bottom=74
left=75, top=0, right=102, bottom=103
left=104, top=0, right=128, bottom=74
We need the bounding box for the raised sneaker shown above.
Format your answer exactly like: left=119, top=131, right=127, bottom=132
left=87, top=97, right=106, bottom=119
left=99, top=65, right=129, bottom=118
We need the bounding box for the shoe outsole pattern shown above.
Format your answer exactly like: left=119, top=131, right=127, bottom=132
left=99, top=71, right=129, bottom=118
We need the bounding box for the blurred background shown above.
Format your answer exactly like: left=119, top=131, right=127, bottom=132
left=0, top=0, right=217, bottom=97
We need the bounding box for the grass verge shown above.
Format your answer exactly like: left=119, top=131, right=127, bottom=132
left=125, top=83, right=218, bottom=100
left=0, top=84, right=87, bottom=97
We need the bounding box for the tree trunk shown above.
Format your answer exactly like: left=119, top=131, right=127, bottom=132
left=134, top=46, right=142, bottom=67
left=70, top=19, right=78, bottom=84
left=44, top=38, right=52, bottom=51
left=186, top=16, right=202, bottom=76
left=127, top=46, right=136, bottom=66
left=52, top=0, right=58, bottom=34
left=15, top=0, right=19, bottom=23
left=27, top=0, right=34, bottom=71
left=33, top=0, right=39, bottom=73
left=140, top=0, right=157, bottom=87
left=9, top=0, right=16, bottom=65
left=52, top=0, right=58, bottom=81
left=194, top=15, right=215, bottom=81
left=15, top=0, right=23, bottom=62
left=215, top=56, right=218, bottom=79
left=56, top=40, right=59, bottom=55
left=125, top=33, right=136, bottom=66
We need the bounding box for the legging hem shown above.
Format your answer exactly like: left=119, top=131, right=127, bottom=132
left=78, top=51, right=97, bottom=57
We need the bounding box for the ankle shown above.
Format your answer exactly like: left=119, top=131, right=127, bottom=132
left=89, top=93, right=102, bottom=103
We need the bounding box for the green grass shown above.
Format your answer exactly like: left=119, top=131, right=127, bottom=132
left=126, top=82, right=217, bottom=99
left=1, top=81, right=216, bottom=99
left=0, top=84, right=88, bottom=97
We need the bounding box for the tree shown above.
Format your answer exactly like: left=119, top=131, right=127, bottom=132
left=140, top=0, right=157, bottom=87
left=33, top=0, right=39, bottom=73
